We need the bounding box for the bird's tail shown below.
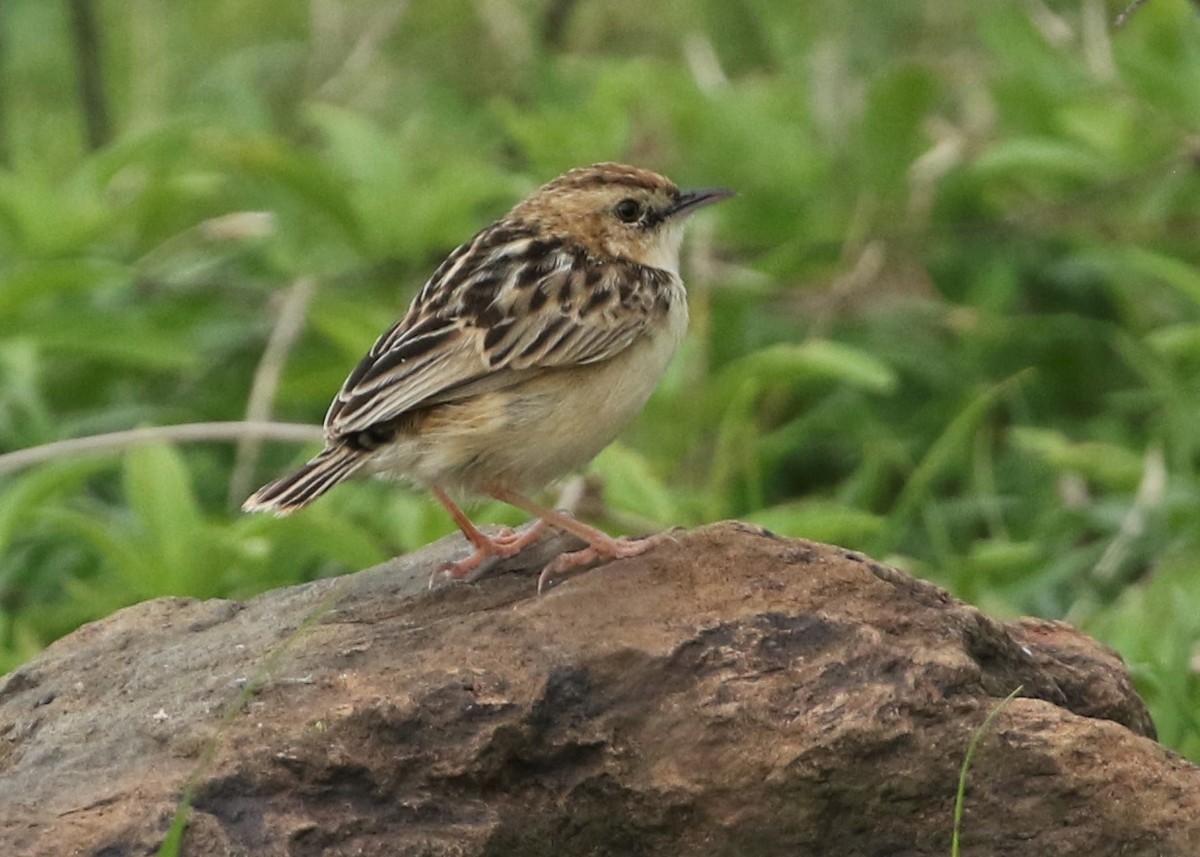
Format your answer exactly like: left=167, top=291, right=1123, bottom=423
left=242, top=444, right=367, bottom=515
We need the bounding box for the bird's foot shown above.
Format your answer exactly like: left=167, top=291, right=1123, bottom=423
left=536, top=531, right=668, bottom=594
left=430, top=520, right=550, bottom=587
left=490, top=519, right=550, bottom=551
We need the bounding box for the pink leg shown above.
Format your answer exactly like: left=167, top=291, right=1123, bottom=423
left=428, top=484, right=547, bottom=583
left=485, top=485, right=666, bottom=592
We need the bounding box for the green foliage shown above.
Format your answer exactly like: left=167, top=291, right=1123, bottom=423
left=2, top=0, right=1200, bottom=761
left=952, top=686, right=1024, bottom=857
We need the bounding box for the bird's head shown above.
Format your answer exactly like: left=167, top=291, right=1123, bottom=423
left=509, top=163, right=733, bottom=275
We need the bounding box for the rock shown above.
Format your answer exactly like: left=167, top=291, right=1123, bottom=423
left=0, top=521, right=1196, bottom=856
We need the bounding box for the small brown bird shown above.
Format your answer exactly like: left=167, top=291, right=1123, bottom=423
left=244, top=163, right=732, bottom=587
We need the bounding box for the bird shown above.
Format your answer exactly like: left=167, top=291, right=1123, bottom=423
left=243, top=162, right=733, bottom=589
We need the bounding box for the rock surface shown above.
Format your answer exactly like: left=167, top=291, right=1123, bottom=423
left=1, top=521, right=1197, bottom=856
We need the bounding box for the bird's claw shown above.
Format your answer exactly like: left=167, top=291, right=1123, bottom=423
left=429, top=521, right=550, bottom=589
left=536, top=534, right=660, bottom=594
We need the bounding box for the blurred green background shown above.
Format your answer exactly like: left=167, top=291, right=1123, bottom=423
left=2, top=0, right=1200, bottom=756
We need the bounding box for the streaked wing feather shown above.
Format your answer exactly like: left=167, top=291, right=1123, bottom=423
left=325, top=230, right=667, bottom=438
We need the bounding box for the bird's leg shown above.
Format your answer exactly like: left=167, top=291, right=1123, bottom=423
left=428, top=484, right=548, bottom=583
left=485, top=485, right=665, bottom=592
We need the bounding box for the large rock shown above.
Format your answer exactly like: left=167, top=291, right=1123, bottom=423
left=0, top=521, right=1196, bottom=856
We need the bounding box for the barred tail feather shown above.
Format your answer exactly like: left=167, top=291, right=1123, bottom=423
left=242, top=445, right=367, bottom=515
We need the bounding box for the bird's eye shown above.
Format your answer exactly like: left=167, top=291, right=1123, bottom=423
left=614, top=198, right=643, bottom=223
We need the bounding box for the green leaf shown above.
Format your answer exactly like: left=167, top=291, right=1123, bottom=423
left=971, top=137, right=1110, bottom=182
left=122, top=443, right=204, bottom=574
left=0, top=460, right=110, bottom=557
left=1009, top=427, right=1144, bottom=489
left=719, top=341, right=898, bottom=394
left=964, top=539, right=1043, bottom=583
left=208, top=133, right=364, bottom=248
left=1146, top=323, right=1200, bottom=360
left=0, top=171, right=112, bottom=256
left=746, top=499, right=886, bottom=545
left=234, top=510, right=387, bottom=585
left=861, top=64, right=937, bottom=194
left=44, top=508, right=146, bottom=599
left=878, top=371, right=1031, bottom=554
left=27, top=315, right=197, bottom=371
left=1080, top=247, right=1200, bottom=308
left=0, top=259, right=126, bottom=315
left=593, top=443, right=680, bottom=525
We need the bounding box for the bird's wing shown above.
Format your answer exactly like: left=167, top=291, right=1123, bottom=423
left=324, top=228, right=673, bottom=438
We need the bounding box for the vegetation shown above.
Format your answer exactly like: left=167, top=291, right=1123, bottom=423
left=2, top=0, right=1199, bottom=759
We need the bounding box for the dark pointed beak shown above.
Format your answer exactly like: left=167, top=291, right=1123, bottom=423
left=669, top=187, right=736, bottom=218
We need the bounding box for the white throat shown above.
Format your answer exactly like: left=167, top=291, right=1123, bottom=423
left=639, top=221, right=686, bottom=277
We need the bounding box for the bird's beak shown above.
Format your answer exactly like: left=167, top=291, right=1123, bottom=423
left=669, top=187, right=736, bottom=218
